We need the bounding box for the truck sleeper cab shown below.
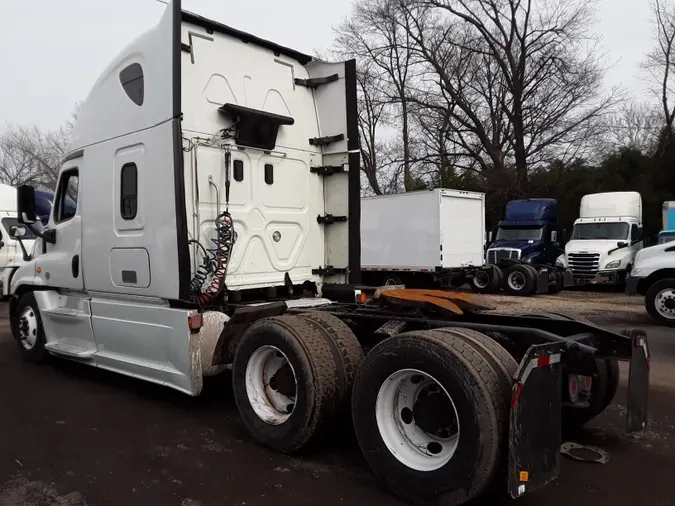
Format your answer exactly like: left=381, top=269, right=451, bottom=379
left=8, top=3, right=650, bottom=506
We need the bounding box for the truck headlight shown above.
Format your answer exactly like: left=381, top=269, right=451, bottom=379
left=556, top=258, right=564, bottom=267
left=523, top=257, right=532, bottom=263
left=605, top=260, right=622, bottom=269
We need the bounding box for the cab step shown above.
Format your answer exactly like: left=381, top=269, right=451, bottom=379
left=45, top=342, right=96, bottom=358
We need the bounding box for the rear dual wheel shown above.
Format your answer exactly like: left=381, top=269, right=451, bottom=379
left=351, top=328, right=515, bottom=506
left=503, top=264, right=538, bottom=296
left=232, top=313, right=363, bottom=453
left=470, top=265, right=503, bottom=294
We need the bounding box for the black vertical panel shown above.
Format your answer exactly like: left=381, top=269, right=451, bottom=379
left=172, top=0, right=190, bottom=301
left=233, top=160, right=244, bottom=181
left=344, top=59, right=361, bottom=284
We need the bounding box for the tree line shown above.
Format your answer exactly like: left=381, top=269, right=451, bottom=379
left=332, top=0, right=675, bottom=240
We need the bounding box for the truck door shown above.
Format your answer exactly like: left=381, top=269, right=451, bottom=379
left=38, top=163, right=84, bottom=291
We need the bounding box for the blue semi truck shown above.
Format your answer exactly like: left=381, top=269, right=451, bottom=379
left=471, top=198, right=573, bottom=295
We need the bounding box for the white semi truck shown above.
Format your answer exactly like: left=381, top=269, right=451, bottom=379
left=558, top=191, right=643, bottom=287
left=0, top=183, right=39, bottom=299
left=7, top=3, right=650, bottom=505
left=626, top=200, right=675, bottom=326
left=361, top=189, right=488, bottom=288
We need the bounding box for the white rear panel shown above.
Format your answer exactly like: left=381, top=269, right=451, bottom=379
left=439, top=190, right=485, bottom=268
left=580, top=192, right=642, bottom=220
left=361, top=191, right=441, bottom=270
left=180, top=16, right=352, bottom=290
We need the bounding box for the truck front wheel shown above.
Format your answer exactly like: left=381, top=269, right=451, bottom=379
left=352, top=331, right=502, bottom=506
left=645, top=278, right=675, bottom=327
left=232, top=315, right=339, bottom=453
left=13, top=292, right=48, bottom=364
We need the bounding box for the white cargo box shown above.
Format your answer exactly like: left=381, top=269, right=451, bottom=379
left=361, top=189, right=486, bottom=271
left=579, top=191, right=642, bottom=220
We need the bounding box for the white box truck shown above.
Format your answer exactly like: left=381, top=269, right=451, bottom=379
left=558, top=191, right=643, bottom=286
left=5, top=2, right=650, bottom=505
left=360, top=189, right=487, bottom=288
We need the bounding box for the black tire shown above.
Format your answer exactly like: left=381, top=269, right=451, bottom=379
left=382, top=273, right=403, bottom=287
left=502, top=264, right=537, bottom=296
left=434, top=328, right=517, bottom=500
left=295, top=312, right=364, bottom=408
left=549, top=272, right=564, bottom=294
left=470, top=266, right=501, bottom=294
left=14, top=292, right=48, bottom=364
left=351, top=330, right=502, bottom=506
left=645, top=278, right=675, bottom=327
left=232, top=315, right=339, bottom=453
left=562, top=359, right=619, bottom=433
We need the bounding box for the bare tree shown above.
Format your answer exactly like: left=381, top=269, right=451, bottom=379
left=601, top=102, right=661, bottom=154
left=336, top=0, right=419, bottom=190
left=389, top=0, right=618, bottom=192
left=0, top=103, right=81, bottom=189
left=643, top=0, right=675, bottom=132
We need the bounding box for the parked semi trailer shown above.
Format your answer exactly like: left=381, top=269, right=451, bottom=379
left=475, top=198, right=572, bottom=296
left=559, top=191, right=643, bottom=287
left=361, top=189, right=488, bottom=288
left=9, top=3, right=649, bottom=505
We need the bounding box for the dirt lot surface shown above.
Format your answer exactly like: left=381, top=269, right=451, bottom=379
left=1, top=296, right=674, bottom=506
left=476, top=288, right=648, bottom=324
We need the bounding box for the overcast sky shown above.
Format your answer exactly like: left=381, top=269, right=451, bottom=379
left=0, top=0, right=655, bottom=130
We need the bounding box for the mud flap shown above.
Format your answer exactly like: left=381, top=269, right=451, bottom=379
left=625, top=329, right=650, bottom=433
left=508, top=343, right=563, bottom=499
left=535, top=268, right=549, bottom=294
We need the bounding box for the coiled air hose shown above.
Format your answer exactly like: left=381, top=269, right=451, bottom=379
left=190, top=149, right=235, bottom=306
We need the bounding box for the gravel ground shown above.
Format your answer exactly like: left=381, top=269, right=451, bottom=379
left=474, top=288, right=649, bottom=324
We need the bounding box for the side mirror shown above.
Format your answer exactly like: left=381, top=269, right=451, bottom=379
left=551, top=230, right=558, bottom=242
left=617, top=241, right=628, bottom=249
left=17, top=185, right=37, bottom=225
left=9, top=225, right=27, bottom=239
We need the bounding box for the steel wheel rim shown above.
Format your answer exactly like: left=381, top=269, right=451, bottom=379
left=473, top=272, right=489, bottom=289
left=18, top=306, right=39, bottom=350
left=375, top=368, right=460, bottom=472
left=508, top=271, right=526, bottom=291
left=655, top=289, right=675, bottom=319
left=384, top=277, right=399, bottom=286
left=245, top=345, right=297, bottom=425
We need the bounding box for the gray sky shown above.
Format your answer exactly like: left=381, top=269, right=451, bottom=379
left=0, top=0, right=655, bottom=130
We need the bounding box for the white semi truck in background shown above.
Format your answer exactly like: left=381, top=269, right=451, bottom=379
left=558, top=191, right=643, bottom=287
left=4, top=2, right=650, bottom=505
left=626, top=200, right=675, bottom=326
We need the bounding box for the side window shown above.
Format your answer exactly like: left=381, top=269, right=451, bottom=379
left=54, top=169, right=79, bottom=224
left=121, top=163, right=138, bottom=220
left=631, top=224, right=639, bottom=242
left=119, top=63, right=144, bottom=106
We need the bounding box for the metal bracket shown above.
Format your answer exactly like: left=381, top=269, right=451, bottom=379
left=310, top=165, right=346, bottom=176
left=295, top=74, right=339, bottom=89
left=183, top=32, right=215, bottom=64
left=312, top=266, right=347, bottom=276
left=317, top=214, right=347, bottom=225
left=309, top=134, right=344, bottom=147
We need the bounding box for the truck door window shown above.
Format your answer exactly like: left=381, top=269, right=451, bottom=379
left=120, top=163, right=138, bottom=220
left=54, top=169, right=79, bottom=224
left=631, top=224, right=640, bottom=242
